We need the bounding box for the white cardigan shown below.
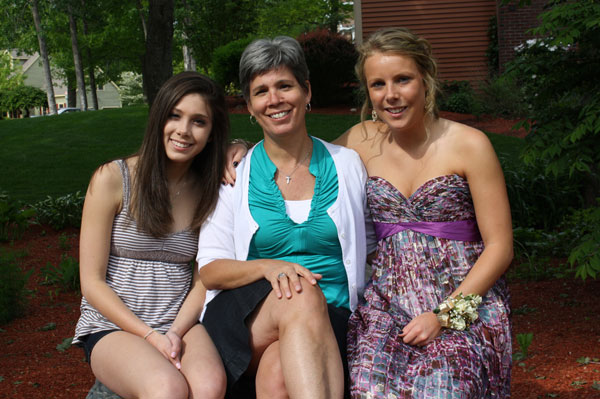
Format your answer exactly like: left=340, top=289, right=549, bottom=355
left=197, top=137, right=376, bottom=315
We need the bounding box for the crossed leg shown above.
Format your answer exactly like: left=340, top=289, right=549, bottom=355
left=247, top=278, right=343, bottom=399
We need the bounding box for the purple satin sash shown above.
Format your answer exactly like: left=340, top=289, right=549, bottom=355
left=373, top=219, right=481, bottom=242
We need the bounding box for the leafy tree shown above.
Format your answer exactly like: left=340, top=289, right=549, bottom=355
left=0, top=85, right=47, bottom=117
left=180, top=0, right=259, bottom=73
left=0, top=51, right=24, bottom=90
left=504, top=0, right=600, bottom=279
left=255, top=0, right=351, bottom=38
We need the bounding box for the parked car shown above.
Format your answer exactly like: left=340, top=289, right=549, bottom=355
left=57, top=107, right=81, bottom=114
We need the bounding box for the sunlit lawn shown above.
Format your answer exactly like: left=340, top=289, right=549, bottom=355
left=0, top=106, right=519, bottom=203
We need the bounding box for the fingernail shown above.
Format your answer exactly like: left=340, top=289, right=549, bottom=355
left=176, top=362, right=181, bottom=369
left=233, top=161, right=239, bottom=167
left=171, top=352, right=176, bottom=358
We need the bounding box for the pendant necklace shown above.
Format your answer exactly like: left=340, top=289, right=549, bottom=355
left=172, top=179, right=188, bottom=197
left=282, top=150, right=311, bottom=184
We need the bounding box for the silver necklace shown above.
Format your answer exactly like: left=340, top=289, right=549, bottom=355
left=172, top=179, right=188, bottom=197
left=281, top=150, right=311, bottom=184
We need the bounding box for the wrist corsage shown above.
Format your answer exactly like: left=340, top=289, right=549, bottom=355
left=433, top=293, right=482, bottom=331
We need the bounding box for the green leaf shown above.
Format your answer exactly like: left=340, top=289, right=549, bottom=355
left=56, top=337, right=73, bottom=352
left=39, top=322, right=56, bottom=331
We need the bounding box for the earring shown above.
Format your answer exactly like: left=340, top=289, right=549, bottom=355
left=371, top=110, right=378, bottom=122
left=306, top=103, right=312, bottom=112
left=249, top=115, right=257, bottom=125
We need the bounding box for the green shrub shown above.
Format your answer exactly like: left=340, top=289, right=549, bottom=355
left=563, top=204, right=600, bottom=280
left=476, top=75, right=527, bottom=119
left=510, top=227, right=570, bottom=281
left=0, top=249, right=32, bottom=325
left=513, top=332, right=534, bottom=361
left=31, top=191, right=84, bottom=230
left=438, top=81, right=481, bottom=115
left=298, top=29, right=357, bottom=107
left=41, top=254, right=80, bottom=292
left=0, top=191, right=35, bottom=242
left=499, top=154, right=583, bottom=230
left=504, top=1, right=600, bottom=185
left=211, top=37, right=255, bottom=90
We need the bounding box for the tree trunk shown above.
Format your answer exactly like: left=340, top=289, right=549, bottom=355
left=68, top=5, right=88, bottom=110
left=142, top=0, right=174, bottom=106
left=67, top=71, right=77, bottom=107
left=181, top=0, right=196, bottom=71
left=80, top=0, right=98, bottom=110
left=182, top=44, right=196, bottom=71
left=329, top=0, right=340, bottom=33
left=136, top=0, right=148, bottom=40
left=30, top=0, right=57, bottom=115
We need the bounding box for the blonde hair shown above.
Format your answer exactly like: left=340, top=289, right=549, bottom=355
left=356, top=27, right=440, bottom=122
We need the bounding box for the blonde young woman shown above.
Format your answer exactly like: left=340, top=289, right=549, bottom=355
left=336, top=27, right=513, bottom=398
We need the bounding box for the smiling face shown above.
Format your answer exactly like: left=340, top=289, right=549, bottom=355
left=162, top=93, right=212, bottom=168
left=365, top=52, right=427, bottom=132
left=246, top=66, right=311, bottom=141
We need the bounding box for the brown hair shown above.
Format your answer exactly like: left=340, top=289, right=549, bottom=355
left=131, top=71, right=229, bottom=237
left=356, top=27, right=440, bottom=122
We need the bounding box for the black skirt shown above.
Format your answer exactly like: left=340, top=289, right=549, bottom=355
left=202, top=279, right=351, bottom=398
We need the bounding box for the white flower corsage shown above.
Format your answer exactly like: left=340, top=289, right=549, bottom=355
left=433, top=293, right=482, bottom=331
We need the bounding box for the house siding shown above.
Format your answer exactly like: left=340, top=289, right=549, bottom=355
left=359, top=0, right=497, bottom=83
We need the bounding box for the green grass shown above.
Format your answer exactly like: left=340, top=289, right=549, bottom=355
left=0, top=107, right=519, bottom=203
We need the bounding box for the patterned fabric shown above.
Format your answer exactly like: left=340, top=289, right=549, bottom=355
left=73, top=160, right=199, bottom=344
left=348, top=174, right=511, bottom=399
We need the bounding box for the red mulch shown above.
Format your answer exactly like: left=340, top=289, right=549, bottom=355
left=1, top=111, right=597, bottom=399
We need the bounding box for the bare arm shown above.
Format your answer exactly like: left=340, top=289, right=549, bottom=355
left=165, top=263, right=208, bottom=368
left=451, top=128, right=513, bottom=297
left=402, top=127, right=513, bottom=346
left=197, top=185, right=320, bottom=300
left=79, top=162, right=152, bottom=339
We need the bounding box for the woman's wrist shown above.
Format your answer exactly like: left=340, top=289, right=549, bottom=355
left=143, top=328, right=157, bottom=340
left=433, top=293, right=482, bottom=331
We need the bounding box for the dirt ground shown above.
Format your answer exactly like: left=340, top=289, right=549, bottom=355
left=1, top=110, right=598, bottom=398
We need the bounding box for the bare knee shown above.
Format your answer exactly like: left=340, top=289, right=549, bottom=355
left=187, top=367, right=226, bottom=399
left=256, top=369, right=288, bottom=399
left=141, top=372, right=188, bottom=399
left=278, top=280, right=328, bottom=326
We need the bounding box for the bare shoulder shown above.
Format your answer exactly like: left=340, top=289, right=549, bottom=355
left=88, top=160, right=124, bottom=201
left=441, top=118, right=494, bottom=155
left=334, top=120, right=386, bottom=152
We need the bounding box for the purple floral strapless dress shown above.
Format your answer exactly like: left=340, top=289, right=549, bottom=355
left=348, top=175, right=511, bottom=398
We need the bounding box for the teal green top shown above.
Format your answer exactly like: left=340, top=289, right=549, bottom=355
left=247, top=138, right=349, bottom=309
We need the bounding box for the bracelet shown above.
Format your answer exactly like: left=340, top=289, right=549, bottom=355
left=143, top=329, right=156, bottom=340
left=230, top=138, right=253, bottom=150
left=433, top=293, right=482, bottom=331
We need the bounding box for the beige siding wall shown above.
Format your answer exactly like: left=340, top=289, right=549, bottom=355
left=360, top=0, right=497, bottom=83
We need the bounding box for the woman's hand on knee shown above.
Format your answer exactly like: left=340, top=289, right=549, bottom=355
left=400, top=312, right=442, bottom=346
left=262, top=259, right=321, bottom=299
left=165, top=330, right=182, bottom=369
left=147, top=330, right=181, bottom=369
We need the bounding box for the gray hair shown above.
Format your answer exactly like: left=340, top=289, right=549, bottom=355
left=239, top=36, right=310, bottom=101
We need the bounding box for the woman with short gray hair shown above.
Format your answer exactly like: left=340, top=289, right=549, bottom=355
left=198, top=36, right=375, bottom=398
